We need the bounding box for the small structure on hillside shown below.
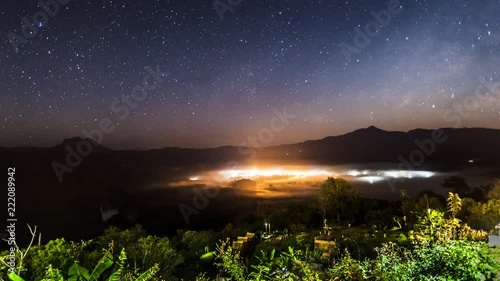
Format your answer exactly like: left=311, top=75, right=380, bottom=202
left=489, top=235, right=500, bottom=247
left=489, top=223, right=500, bottom=247
left=232, top=232, right=257, bottom=254
left=314, top=236, right=336, bottom=262
left=314, top=221, right=336, bottom=263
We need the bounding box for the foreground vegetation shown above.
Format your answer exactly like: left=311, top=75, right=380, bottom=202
left=2, top=177, right=500, bottom=280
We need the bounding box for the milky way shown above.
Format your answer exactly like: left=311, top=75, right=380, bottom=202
left=1, top=0, right=499, bottom=149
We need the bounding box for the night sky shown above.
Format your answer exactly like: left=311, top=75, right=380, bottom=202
left=1, top=0, right=499, bottom=149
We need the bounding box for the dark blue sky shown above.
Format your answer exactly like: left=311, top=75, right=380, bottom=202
left=1, top=0, right=499, bottom=149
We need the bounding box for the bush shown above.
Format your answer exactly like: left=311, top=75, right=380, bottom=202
left=410, top=240, right=500, bottom=280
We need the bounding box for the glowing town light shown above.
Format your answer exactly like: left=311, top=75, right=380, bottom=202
left=410, top=171, right=434, bottom=178
left=384, top=170, right=402, bottom=178
left=347, top=170, right=360, bottom=177
left=218, top=168, right=331, bottom=180
left=359, top=176, right=385, bottom=184
left=217, top=168, right=436, bottom=182
left=382, top=170, right=435, bottom=179
left=189, top=176, right=200, bottom=181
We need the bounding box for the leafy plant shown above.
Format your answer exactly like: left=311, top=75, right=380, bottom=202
left=7, top=247, right=159, bottom=281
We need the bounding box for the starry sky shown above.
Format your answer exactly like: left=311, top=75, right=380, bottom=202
left=1, top=0, right=499, bottom=149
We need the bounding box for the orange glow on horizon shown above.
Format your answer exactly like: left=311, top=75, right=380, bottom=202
left=218, top=167, right=333, bottom=180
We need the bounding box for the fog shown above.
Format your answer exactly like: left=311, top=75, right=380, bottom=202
left=160, top=163, right=500, bottom=201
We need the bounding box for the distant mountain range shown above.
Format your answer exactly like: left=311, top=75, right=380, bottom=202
left=2, top=126, right=500, bottom=171
left=258, top=126, right=500, bottom=166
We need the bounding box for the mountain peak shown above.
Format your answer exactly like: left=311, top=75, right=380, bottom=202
left=58, top=137, right=98, bottom=147
left=54, top=137, right=112, bottom=153
left=356, top=126, right=385, bottom=133
left=366, top=125, right=381, bottom=130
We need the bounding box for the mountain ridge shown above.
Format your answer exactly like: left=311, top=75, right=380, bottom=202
left=2, top=126, right=500, bottom=155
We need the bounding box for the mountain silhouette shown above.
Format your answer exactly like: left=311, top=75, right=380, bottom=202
left=2, top=126, right=500, bottom=169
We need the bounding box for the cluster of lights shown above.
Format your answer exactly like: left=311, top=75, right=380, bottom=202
left=189, top=168, right=436, bottom=184
left=346, top=170, right=435, bottom=184
left=218, top=168, right=331, bottom=180
left=359, top=176, right=385, bottom=184
left=346, top=170, right=369, bottom=177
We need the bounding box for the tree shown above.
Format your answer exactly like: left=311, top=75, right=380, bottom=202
left=487, top=179, right=500, bottom=200
left=175, top=229, right=216, bottom=271
left=467, top=199, right=500, bottom=232
left=318, top=181, right=332, bottom=221
left=442, top=176, right=471, bottom=196
left=457, top=197, right=476, bottom=221
left=255, top=204, right=276, bottom=231
left=318, top=177, right=361, bottom=223
left=414, top=193, right=446, bottom=216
